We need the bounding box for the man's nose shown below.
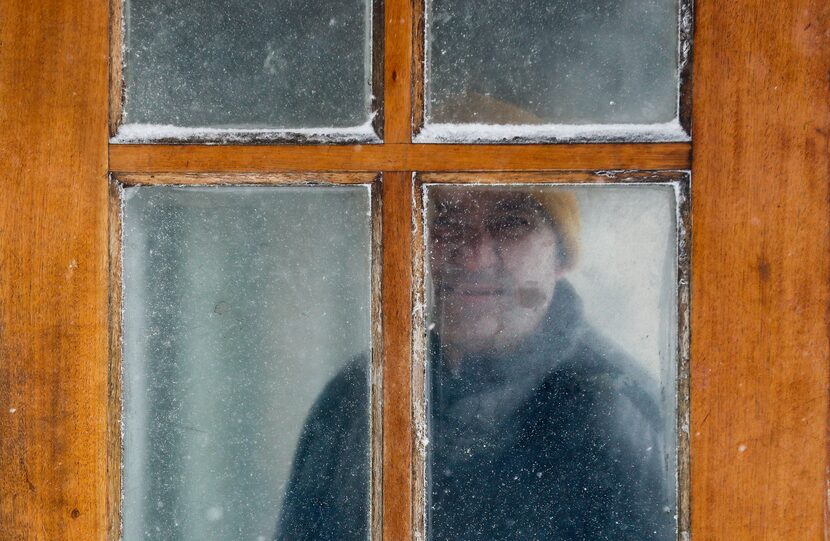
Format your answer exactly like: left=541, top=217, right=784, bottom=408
left=460, top=228, right=500, bottom=271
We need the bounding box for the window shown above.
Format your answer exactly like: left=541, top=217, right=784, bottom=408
left=1, top=1, right=828, bottom=540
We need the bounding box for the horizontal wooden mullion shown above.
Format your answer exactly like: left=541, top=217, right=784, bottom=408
left=108, top=143, right=691, bottom=173
left=113, top=172, right=378, bottom=186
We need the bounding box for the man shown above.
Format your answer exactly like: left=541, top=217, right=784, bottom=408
left=276, top=187, right=674, bottom=540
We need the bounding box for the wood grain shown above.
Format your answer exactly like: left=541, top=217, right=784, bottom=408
left=411, top=0, right=426, bottom=135
left=109, top=143, right=691, bottom=173
left=107, top=181, right=123, bottom=541
left=690, top=1, right=830, bottom=539
left=384, top=0, right=413, bottom=142
left=382, top=172, right=414, bottom=540
left=0, top=0, right=110, bottom=539
left=109, top=0, right=123, bottom=138
left=369, top=180, right=385, bottom=540
left=114, top=172, right=378, bottom=186
left=371, top=0, right=386, bottom=139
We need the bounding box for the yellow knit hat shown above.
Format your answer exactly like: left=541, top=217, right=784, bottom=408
left=533, top=191, right=581, bottom=272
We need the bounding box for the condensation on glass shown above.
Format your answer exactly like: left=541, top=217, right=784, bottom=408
left=420, top=0, right=686, bottom=142
left=118, top=0, right=375, bottom=142
left=422, top=184, right=679, bottom=539
left=122, top=186, right=373, bottom=541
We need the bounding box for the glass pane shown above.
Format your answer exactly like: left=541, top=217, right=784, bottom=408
left=121, top=0, right=373, bottom=137
left=423, top=185, right=678, bottom=539
left=122, top=186, right=373, bottom=541
left=424, top=0, right=681, bottom=139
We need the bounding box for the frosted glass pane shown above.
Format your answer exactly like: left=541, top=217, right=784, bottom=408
left=122, top=186, right=372, bottom=541
left=123, top=0, right=372, bottom=130
left=423, top=185, right=678, bottom=539
left=426, top=0, right=679, bottom=127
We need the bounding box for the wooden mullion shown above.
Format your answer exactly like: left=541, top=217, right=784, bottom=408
left=113, top=172, right=378, bottom=186
left=383, top=0, right=413, bottom=142
left=108, top=142, right=691, bottom=173
left=411, top=0, right=426, bottom=136
left=381, top=171, right=414, bottom=540
left=0, top=0, right=111, bottom=538
left=109, top=0, right=124, bottom=137
left=107, top=179, right=124, bottom=541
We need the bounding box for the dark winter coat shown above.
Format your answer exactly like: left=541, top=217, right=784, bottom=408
left=275, top=281, right=675, bottom=540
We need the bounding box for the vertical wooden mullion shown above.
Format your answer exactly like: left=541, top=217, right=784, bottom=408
left=384, top=0, right=414, bottom=143
left=109, top=0, right=124, bottom=137
left=0, top=0, right=110, bottom=539
left=382, top=171, right=414, bottom=540
left=382, top=0, right=415, bottom=532
left=107, top=181, right=124, bottom=541
left=411, top=0, right=426, bottom=136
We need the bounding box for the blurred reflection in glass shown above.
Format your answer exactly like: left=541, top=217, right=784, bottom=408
left=123, top=0, right=373, bottom=130
left=277, top=184, right=678, bottom=540
left=424, top=186, right=677, bottom=540
left=427, top=0, right=679, bottom=126
left=121, top=186, right=372, bottom=541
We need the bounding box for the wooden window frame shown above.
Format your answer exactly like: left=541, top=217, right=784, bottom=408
left=2, top=1, right=828, bottom=540
left=108, top=172, right=385, bottom=541
left=411, top=171, right=693, bottom=540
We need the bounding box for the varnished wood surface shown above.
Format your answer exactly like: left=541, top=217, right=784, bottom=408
left=108, top=0, right=123, bottom=137
left=107, top=182, right=123, bottom=541
left=109, top=142, right=691, bottom=173
left=0, top=0, right=110, bottom=539
left=114, top=172, right=378, bottom=186
left=369, top=180, right=385, bottom=540
left=690, top=1, right=830, bottom=539
left=411, top=0, right=426, bottom=135
left=381, top=172, right=414, bottom=540
left=384, top=0, right=413, bottom=142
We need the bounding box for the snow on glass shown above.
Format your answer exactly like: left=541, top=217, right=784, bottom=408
left=422, top=185, right=680, bottom=539
left=120, top=0, right=374, bottom=141
left=121, top=186, right=372, bottom=541
left=422, top=0, right=685, bottom=142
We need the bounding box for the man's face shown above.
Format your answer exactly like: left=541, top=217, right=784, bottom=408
left=428, top=189, right=563, bottom=355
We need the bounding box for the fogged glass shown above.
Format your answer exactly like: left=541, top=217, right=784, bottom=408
left=123, top=0, right=372, bottom=129
left=426, top=0, right=679, bottom=126
left=424, top=185, right=678, bottom=540
left=122, top=186, right=372, bottom=541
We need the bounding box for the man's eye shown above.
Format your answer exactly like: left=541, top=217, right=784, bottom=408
left=489, top=215, right=533, bottom=236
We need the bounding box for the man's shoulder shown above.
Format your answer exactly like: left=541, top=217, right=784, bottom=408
left=298, top=355, right=371, bottom=439
left=317, top=355, right=370, bottom=401
left=542, top=325, right=665, bottom=438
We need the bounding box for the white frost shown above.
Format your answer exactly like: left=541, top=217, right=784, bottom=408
left=112, top=120, right=379, bottom=144
left=416, top=119, right=689, bottom=144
